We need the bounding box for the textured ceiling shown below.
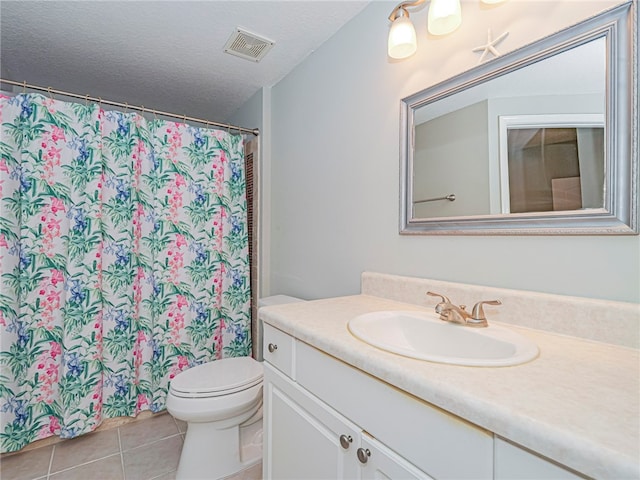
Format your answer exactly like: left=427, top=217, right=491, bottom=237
left=1, top=1, right=370, bottom=125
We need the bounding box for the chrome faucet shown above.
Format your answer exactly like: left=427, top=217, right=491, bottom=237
left=426, top=292, right=501, bottom=328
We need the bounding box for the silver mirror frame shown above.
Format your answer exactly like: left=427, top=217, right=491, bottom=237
left=400, top=2, right=638, bottom=235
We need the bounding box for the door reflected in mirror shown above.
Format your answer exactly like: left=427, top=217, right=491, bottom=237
left=500, top=115, right=604, bottom=214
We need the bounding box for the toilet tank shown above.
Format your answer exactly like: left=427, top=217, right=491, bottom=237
left=255, top=295, right=305, bottom=360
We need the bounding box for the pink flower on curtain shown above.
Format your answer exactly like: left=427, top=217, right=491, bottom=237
left=136, top=394, right=149, bottom=410
left=40, top=198, right=66, bottom=257
left=213, top=313, right=226, bottom=360
left=133, top=330, right=146, bottom=371
left=132, top=139, right=146, bottom=188
left=167, top=234, right=187, bottom=284
left=37, top=271, right=64, bottom=330
left=41, top=127, right=66, bottom=185
left=37, top=416, right=61, bottom=439
left=212, top=152, right=226, bottom=191
left=92, top=311, right=104, bottom=360
left=212, top=262, right=226, bottom=359
left=42, top=97, right=56, bottom=114
left=167, top=174, right=186, bottom=223
left=168, top=355, right=190, bottom=379
left=35, top=343, right=61, bottom=404
left=166, top=124, right=183, bottom=164
left=91, top=380, right=103, bottom=424
left=132, top=265, right=145, bottom=317
left=167, top=295, right=188, bottom=346
left=44, top=126, right=66, bottom=144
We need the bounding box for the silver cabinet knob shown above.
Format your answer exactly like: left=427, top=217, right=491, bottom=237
left=356, top=448, right=371, bottom=464
left=339, top=434, right=353, bottom=449
left=268, top=343, right=278, bottom=353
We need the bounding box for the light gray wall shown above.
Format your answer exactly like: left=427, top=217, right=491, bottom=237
left=414, top=101, right=490, bottom=218
left=266, top=0, right=639, bottom=303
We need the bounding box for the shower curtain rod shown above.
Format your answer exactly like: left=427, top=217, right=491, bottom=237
left=0, top=78, right=259, bottom=136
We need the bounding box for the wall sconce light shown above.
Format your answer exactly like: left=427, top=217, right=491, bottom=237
left=388, top=7, right=419, bottom=59
left=388, top=0, right=505, bottom=59
left=428, top=0, right=462, bottom=36
left=388, top=0, right=462, bottom=59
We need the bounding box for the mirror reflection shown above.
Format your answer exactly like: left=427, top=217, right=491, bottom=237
left=411, top=37, right=606, bottom=220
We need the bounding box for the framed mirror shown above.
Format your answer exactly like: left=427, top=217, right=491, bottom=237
left=400, top=2, right=637, bottom=235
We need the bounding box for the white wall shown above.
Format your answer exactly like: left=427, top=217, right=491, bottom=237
left=266, top=0, right=639, bottom=303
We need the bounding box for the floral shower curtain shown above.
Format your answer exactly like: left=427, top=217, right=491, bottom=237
left=0, top=93, right=251, bottom=453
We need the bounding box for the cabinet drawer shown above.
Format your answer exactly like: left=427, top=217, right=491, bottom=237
left=263, top=323, right=295, bottom=378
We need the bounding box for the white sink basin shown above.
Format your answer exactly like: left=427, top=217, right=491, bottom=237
left=348, top=310, right=538, bottom=367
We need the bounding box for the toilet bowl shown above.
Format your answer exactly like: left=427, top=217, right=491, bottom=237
left=167, top=357, right=264, bottom=480
left=167, top=295, right=305, bottom=479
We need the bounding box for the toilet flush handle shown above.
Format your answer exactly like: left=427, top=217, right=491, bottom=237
left=268, top=343, right=278, bottom=353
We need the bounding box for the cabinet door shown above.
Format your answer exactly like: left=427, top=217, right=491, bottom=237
left=359, top=434, right=434, bottom=480
left=264, top=364, right=360, bottom=479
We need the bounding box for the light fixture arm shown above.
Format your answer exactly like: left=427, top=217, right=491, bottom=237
left=388, top=0, right=426, bottom=21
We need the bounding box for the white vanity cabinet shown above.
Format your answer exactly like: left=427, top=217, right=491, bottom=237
left=264, top=363, right=430, bottom=479
left=262, top=324, right=493, bottom=479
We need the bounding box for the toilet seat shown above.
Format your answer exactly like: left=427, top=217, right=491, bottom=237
left=169, top=357, right=263, bottom=398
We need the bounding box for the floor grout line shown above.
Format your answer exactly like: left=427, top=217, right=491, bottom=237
left=118, top=427, right=126, bottom=480
left=47, top=451, right=123, bottom=477
left=46, top=444, right=55, bottom=480
left=120, top=432, right=184, bottom=454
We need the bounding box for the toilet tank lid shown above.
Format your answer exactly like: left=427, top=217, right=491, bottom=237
left=258, top=295, right=305, bottom=307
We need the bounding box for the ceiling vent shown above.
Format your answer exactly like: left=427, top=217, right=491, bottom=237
left=224, top=28, right=275, bottom=63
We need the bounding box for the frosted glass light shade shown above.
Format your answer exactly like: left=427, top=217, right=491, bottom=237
left=428, top=0, right=462, bottom=36
left=388, top=15, right=417, bottom=59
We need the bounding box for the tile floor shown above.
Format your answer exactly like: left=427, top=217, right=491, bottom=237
left=0, top=412, right=262, bottom=480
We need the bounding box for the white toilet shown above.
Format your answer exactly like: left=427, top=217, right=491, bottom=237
left=167, top=295, right=304, bottom=480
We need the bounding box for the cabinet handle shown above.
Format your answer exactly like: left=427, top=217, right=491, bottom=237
left=339, top=434, right=353, bottom=449
left=268, top=343, right=278, bottom=353
left=356, top=448, right=371, bottom=464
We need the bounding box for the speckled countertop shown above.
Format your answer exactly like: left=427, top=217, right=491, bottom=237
left=260, top=294, right=640, bottom=480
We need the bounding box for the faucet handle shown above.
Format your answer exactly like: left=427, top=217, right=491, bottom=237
left=426, top=291, right=451, bottom=303
left=471, top=300, right=502, bottom=321
left=426, top=292, right=451, bottom=314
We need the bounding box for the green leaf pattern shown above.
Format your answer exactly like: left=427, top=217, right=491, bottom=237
left=0, top=94, right=250, bottom=453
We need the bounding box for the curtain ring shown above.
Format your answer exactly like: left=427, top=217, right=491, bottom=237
left=124, top=102, right=129, bottom=114
left=153, top=109, right=158, bottom=121
left=98, top=97, right=103, bottom=109
left=22, top=81, right=26, bottom=94
left=183, top=114, right=187, bottom=124
left=47, top=87, right=53, bottom=100
left=84, top=94, right=90, bottom=106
